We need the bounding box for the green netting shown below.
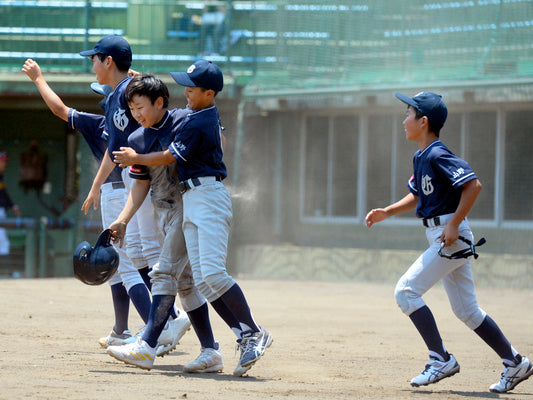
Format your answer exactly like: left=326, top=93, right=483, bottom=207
left=0, top=0, right=532, bottom=91
left=242, top=0, right=533, bottom=93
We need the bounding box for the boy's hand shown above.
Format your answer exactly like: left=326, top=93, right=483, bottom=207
left=81, top=188, right=100, bottom=215
left=113, top=147, right=138, bottom=167
left=365, top=208, right=387, bottom=228
left=440, top=223, right=459, bottom=247
left=109, top=220, right=127, bottom=248
left=22, top=58, right=42, bottom=81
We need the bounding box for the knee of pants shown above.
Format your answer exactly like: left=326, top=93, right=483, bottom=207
left=452, top=304, right=487, bottom=330
left=119, top=268, right=144, bottom=292
left=202, top=270, right=235, bottom=298
left=177, top=286, right=206, bottom=312
left=150, top=261, right=178, bottom=296
left=394, top=282, right=425, bottom=316
left=107, top=270, right=122, bottom=286
left=125, top=245, right=147, bottom=270
left=195, top=279, right=220, bottom=303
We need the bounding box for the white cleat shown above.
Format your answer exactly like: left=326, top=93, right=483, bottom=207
left=98, top=329, right=132, bottom=348
left=107, top=337, right=156, bottom=371
left=156, top=311, right=192, bottom=357
left=490, top=355, right=533, bottom=393
left=183, top=344, right=223, bottom=373
left=410, top=354, right=460, bottom=387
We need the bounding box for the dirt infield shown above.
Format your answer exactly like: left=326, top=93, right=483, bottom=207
left=1, top=278, right=533, bottom=400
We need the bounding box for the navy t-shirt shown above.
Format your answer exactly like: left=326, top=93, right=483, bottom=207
left=68, top=108, right=123, bottom=184
left=103, top=77, right=139, bottom=160
left=127, top=109, right=189, bottom=180
left=408, top=140, right=477, bottom=219
left=168, top=105, right=227, bottom=182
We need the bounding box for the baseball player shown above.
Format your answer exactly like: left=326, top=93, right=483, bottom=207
left=112, top=61, right=273, bottom=377
left=22, top=58, right=187, bottom=355
left=0, top=151, right=21, bottom=256
left=22, top=58, right=145, bottom=345
left=107, top=74, right=223, bottom=372
left=365, top=91, right=532, bottom=393
left=78, top=35, right=191, bottom=354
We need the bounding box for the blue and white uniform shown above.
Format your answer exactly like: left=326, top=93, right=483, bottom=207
left=68, top=108, right=143, bottom=290
left=168, top=105, right=235, bottom=302
left=395, top=140, right=486, bottom=330
left=127, top=109, right=205, bottom=311
left=104, top=78, right=160, bottom=271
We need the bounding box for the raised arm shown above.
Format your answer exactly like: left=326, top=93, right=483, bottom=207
left=22, top=59, right=69, bottom=122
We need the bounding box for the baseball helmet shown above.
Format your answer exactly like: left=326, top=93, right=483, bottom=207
left=73, top=229, right=119, bottom=285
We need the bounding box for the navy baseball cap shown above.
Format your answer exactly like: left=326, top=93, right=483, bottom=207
left=395, top=91, right=448, bottom=130
left=90, top=82, right=113, bottom=97
left=170, top=60, right=223, bottom=93
left=80, top=35, right=132, bottom=68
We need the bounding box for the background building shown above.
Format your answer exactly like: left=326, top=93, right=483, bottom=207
left=0, top=0, right=532, bottom=284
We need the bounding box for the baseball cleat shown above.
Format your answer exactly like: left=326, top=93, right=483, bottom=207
left=156, top=311, right=192, bottom=357
left=489, top=355, right=533, bottom=393
left=410, top=354, right=460, bottom=387
left=107, top=337, right=156, bottom=370
left=233, top=326, right=273, bottom=377
left=183, top=343, right=223, bottom=373
left=98, top=329, right=132, bottom=348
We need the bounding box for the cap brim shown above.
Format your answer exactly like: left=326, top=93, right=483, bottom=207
left=395, top=92, right=417, bottom=108
left=170, top=71, right=197, bottom=87
left=79, top=49, right=97, bottom=57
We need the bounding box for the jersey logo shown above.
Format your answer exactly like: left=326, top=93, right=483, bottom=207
left=421, top=174, right=434, bottom=196
left=174, top=141, right=186, bottom=152
left=452, top=167, right=465, bottom=179
left=113, top=108, right=129, bottom=132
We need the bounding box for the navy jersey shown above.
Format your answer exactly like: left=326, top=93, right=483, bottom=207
left=68, top=108, right=123, bottom=184
left=408, top=140, right=477, bottom=219
left=127, top=109, right=189, bottom=205
left=103, top=77, right=139, bottom=160
left=168, top=105, right=226, bottom=182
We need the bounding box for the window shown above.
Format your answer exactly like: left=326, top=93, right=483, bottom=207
left=302, top=115, right=359, bottom=218
left=300, top=107, right=531, bottom=226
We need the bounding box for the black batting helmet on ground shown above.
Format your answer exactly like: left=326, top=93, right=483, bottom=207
left=73, top=229, right=119, bottom=285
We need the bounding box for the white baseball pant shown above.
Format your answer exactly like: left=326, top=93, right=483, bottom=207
left=394, top=215, right=486, bottom=330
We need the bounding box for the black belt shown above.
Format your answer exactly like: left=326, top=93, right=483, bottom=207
left=422, top=216, right=440, bottom=227
left=178, top=176, right=221, bottom=194
left=112, top=182, right=125, bottom=190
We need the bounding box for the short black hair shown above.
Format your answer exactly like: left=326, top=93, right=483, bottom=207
left=93, top=53, right=131, bottom=73
left=125, top=74, right=169, bottom=108
left=412, top=106, right=442, bottom=137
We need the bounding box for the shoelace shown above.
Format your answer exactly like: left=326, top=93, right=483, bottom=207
left=235, top=333, right=259, bottom=358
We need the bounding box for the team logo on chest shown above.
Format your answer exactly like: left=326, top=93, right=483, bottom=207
left=421, top=174, right=434, bottom=196
left=113, top=108, right=129, bottom=132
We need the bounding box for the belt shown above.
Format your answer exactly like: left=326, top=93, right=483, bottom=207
left=422, top=213, right=456, bottom=228
left=112, top=182, right=125, bottom=190
left=422, top=216, right=441, bottom=227
left=178, top=176, right=222, bottom=194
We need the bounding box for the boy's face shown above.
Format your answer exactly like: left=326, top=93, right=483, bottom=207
left=128, top=94, right=165, bottom=128
left=184, top=87, right=214, bottom=111
left=402, top=106, right=425, bottom=141
left=90, top=54, right=109, bottom=85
